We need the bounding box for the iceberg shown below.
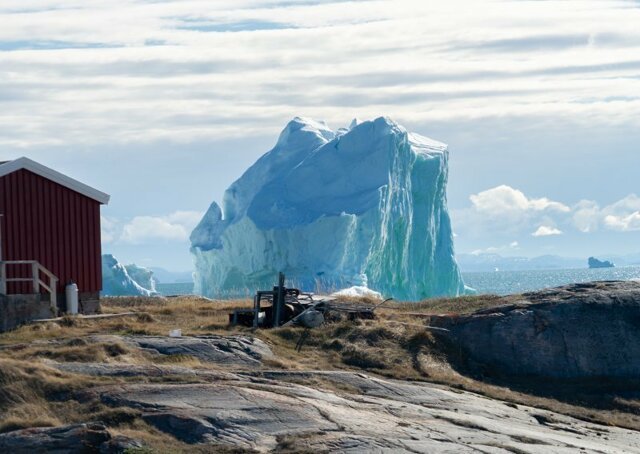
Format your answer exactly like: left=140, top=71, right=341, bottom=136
left=125, top=264, right=158, bottom=294
left=191, top=116, right=467, bottom=301
left=331, top=286, right=383, bottom=300
left=102, top=254, right=159, bottom=297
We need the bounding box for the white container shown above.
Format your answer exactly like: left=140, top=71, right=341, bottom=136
left=169, top=329, right=182, bottom=338
left=65, top=282, right=79, bottom=314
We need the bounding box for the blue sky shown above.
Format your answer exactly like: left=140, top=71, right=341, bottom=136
left=0, top=0, right=639, bottom=270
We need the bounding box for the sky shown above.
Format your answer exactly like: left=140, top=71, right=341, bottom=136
left=0, top=0, right=639, bottom=271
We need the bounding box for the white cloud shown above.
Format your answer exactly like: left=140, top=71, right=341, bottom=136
left=164, top=210, right=205, bottom=227
left=604, top=194, right=640, bottom=219
left=454, top=185, right=640, bottom=255
left=453, top=185, right=571, bottom=239
left=118, top=210, right=203, bottom=244
left=532, top=225, right=563, bottom=237
left=470, top=185, right=569, bottom=216
left=1, top=1, right=640, bottom=146
left=101, top=215, right=119, bottom=243
left=571, top=194, right=640, bottom=233
left=471, top=241, right=519, bottom=256
left=462, top=186, right=640, bottom=238
left=604, top=212, right=640, bottom=232
left=120, top=217, right=187, bottom=244
left=572, top=200, right=600, bottom=233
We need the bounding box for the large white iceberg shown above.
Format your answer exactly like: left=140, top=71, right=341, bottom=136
left=191, top=116, right=467, bottom=300
left=102, top=254, right=159, bottom=297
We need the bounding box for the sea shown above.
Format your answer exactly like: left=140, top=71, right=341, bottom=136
left=462, top=265, right=640, bottom=296
left=156, top=265, right=640, bottom=298
left=156, top=282, right=194, bottom=296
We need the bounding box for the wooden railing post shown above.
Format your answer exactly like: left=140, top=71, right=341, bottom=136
left=50, top=276, right=58, bottom=316
left=0, top=260, right=59, bottom=316
left=32, top=262, right=40, bottom=293
left=0, top=261, right=5, bottom=295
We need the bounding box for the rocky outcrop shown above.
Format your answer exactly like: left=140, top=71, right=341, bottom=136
left=431, top=281, right=640, bottom=378
left=13, top=334, right=274, bottom=367
left=15, top=328, right=640, bottom=453
left=85, top=370, right=640, bottom=453
left=0, top=422, right=142, bottom=453
left=50, top=361, right=238, bottom=380
left=124, top=335, right=274, bottom=366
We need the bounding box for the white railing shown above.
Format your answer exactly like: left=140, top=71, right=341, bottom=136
left=0, top=260, right=58, bottom=315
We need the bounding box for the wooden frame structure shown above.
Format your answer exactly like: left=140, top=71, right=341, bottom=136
left=0, top=260, right=59, bottom=315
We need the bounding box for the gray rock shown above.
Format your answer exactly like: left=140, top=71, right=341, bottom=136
left=0, top=422, right=142, bottom=454
left=298, top=309, right=324, bottom=328
left=92, top=370, right=640, bottom=453
left=100, top=434, right=144, bottom=453
left=49, top=360, right=238, bottom=381
left=124, top=335, right=274, bottom=366
left=431, top=280, right=640, bottom=378
left=10, top=334, right=273, bottom=368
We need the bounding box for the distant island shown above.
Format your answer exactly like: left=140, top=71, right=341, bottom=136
left=588, top=257, right=615, bottom=269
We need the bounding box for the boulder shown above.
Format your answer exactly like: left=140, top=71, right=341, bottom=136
left=0, top=422, right=142, bottom=453
left=431, top=281, right=640, bottom=378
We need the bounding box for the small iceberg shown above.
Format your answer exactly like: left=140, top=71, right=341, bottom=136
left=588, top=257, right=615, bottom=269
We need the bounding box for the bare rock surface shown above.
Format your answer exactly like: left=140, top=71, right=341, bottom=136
left=431, top=280, right=640, bottom=378
left=123, top=335, right=273, bottom=366
left=8, top=305, right=640, bottom=452
left=4, top=334, right=274, bottom=367
left=88, top=369, right=640, bottom=453
left=0, top=422, right=143, bottom=453
left=49, top=360, right=238, bottom=380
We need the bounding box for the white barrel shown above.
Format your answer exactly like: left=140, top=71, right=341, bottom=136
left=65, top=282, right=79, bottom=314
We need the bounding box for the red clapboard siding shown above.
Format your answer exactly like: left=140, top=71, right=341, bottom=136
left=0, top=168, right=102, bottom=294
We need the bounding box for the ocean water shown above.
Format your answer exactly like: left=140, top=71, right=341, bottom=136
left=156, top=282, right=194, bottom=296
left=462, top=266, right=640, bottom=296
left=156, top=266, right=640, bottom=298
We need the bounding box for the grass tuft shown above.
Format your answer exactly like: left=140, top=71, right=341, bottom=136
left=136, top=313, right=157, bottom=323
left=341, top=346, right=389, bottom=369
left=59, top=315, right=78, bottom=327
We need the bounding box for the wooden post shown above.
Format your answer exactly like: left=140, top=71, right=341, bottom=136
left=274, top=272, right=285, bottom=328
left=32, top=261, right=40, bottom=293
left=0, top=214, right=3, bottom=264
left=253, top=294, right=260, bottom=328
left=0, top=262, right=5, bottom=295
left=50, top=276, right=58, bottom=316
left=0, top=214, right=4, bottom=295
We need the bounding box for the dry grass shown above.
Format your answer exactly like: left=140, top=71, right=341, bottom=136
left=382, top=293, right=514, bottom=315
left=1, top=292, right=640, bottom=450
left=0, top=295, right=262, bottom=451
left=0, top=355, right=246, bottom=452
left=0, top=359, right=92, bottom=432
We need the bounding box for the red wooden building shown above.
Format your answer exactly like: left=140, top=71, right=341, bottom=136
left=0, top=157, right=109, bottom=314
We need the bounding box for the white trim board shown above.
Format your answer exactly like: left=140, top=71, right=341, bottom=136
left=0, top=157, right=110, bottom=205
